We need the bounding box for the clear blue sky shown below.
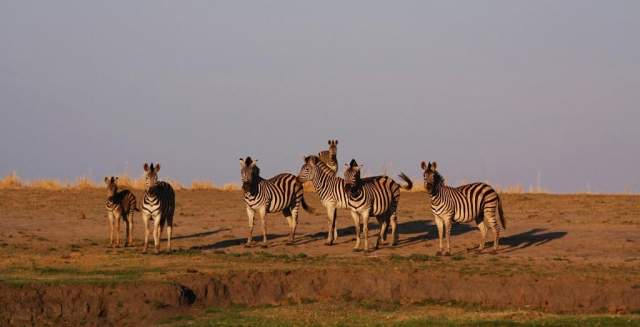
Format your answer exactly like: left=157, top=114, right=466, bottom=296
left=1, top=1, right=639, bottom=193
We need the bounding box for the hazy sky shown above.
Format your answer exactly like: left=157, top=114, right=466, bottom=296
left=1, top=1, right=639, bottom=193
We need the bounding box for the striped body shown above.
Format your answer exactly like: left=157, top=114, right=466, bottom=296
left=104, top=176, right=138, bottom=247
left=422, top=161, right=506, bottom=255
left=142, top=181, right=175, bottom=227
left=344, top=159, right=412, bottom=251
left=243, top=173, right=304, bottom=213
left=298, top=155, right=349, bottom=245
left=141, top=163, right=175, bottom=253
left=241, top=157, right=311, bottom=246
left=105, top=189, right=137, bottom=220
left=318, top=139, right=338, bottom=174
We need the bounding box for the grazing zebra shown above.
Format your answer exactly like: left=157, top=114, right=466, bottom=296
left=141, top=163, right=175, bottom=254
left=318, top=139, right=338, bottom=174
left=104, top=176, right=139, bottom=247
left=297, top=155, right=349, bottom=245
left=240, top=157, right=313, bottom=247
left=421, top=161, right=506, bottom=255
left=343, top=159, right=413, bottom=252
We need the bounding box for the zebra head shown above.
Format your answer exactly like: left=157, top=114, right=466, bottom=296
left=104, top=176, right=118, bottom=196
left=343, top=159, right=362, bottom=193
left=298, top=155, right=319, bottom=183
left=143, top=163, right=161, bottom=191
left=239, top=157, right=259, bottom=192
left=328, top=139, right=338, bottom=156
left=421, top=161, right=443, bottom=194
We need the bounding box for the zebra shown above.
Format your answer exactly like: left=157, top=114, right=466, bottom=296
left=141, top=163, right=175, bottom=254
left=318, top=139, right=338, bottom=174
left=104, top=176, right=139, bottom=248
left=297, top=155, right=349, bottom=245
left=240, top=157, right=313, bottom=247
left=421, top=161, right=506, bottom=256
left=343, top=159, right=413, bottom=252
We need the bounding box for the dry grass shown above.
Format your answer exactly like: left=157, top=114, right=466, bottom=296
left=0, top=171, right=23, bottom=189
left=0, top=172, right=240, bottom=192
left=191, top=180, right=216, bottom=190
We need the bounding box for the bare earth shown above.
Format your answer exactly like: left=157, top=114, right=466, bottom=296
left=0, top=189, right=639, bottom=326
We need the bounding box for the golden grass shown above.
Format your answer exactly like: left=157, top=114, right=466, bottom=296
left=0, top=172, right=240, bottom=191
left=191, top=180, right=216, bottom=190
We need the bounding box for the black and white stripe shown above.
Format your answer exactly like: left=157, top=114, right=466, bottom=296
left=298, top=155, right=349, bottom=245
left=240, top=157, right=312, bottom=247
left=343, top=159, right=413, bottom=252
left=421, top=161, right=506, bottom=255
left=104, top=176, right=138, bottom=247
left=318, top=139, right=338, bottom=175
left=141, top=162, right=175, bottom=254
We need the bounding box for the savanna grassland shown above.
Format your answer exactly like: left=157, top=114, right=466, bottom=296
left=0, top=188, right=639, bottom=326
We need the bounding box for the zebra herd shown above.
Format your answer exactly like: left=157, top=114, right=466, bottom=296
left=105, top=140, right=507, bottom=255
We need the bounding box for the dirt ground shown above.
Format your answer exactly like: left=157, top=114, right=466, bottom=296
left=0, top=189, right=639, bottom=326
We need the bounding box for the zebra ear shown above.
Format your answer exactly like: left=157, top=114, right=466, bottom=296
left=240, top=158, right=246, bottom=167
left=431, top=162, right=437, bottom=171
left=104, top=177, right=110, bottom=184
left=155, top=164, right=161, bottom=172
left=251, top=159, right=258, bottom=167
left=335, top=140, right=338, bottom=145
left=421, top=161, right=427, bottom=170
left=115, top=177, right=119, bottom=182
left=143, top=163, right=149, bottom=172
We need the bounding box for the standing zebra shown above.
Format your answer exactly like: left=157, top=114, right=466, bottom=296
left=104, top=176, right=138, bottom=247
left=318, top=139, right=338, bottom=174
left=141, top=163, right=175, bottom=254
left=343, top=159, right=413, bottom=252
left=240, top=157, right=313, bottom=247
left=421, top=161, right=506, bottom=255
left=298, top=155, right=348, bottom=245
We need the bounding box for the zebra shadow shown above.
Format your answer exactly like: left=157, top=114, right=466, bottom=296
left=190, top=233, right=289, bottom=250
left=293, top=219, right=475, bottom=247
left=168, top=228, right=230, bottom=241
left=499, top=228, right=567, bottom=253
left=394, top=219, right=476, bottom=248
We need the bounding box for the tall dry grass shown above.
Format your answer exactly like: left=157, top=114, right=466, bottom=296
left=0, top=172, right=238, bottom=191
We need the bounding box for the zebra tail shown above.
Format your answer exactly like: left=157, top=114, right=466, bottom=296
left=300, top=196, right=314, bottom=214
left=497, top=196, right=506, bottom=229
left=397, top=172, right=413, bottom=191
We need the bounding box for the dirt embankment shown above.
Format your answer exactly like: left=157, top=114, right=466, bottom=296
left=2, top=268, right=638, bottom=326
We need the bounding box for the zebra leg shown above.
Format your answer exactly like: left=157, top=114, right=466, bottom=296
left=484, top=207, right=500, bottom=253
left=475, top=220, right=488, bottom=252
left=444, top=218, right=452, bottom=256
left=290, top=207, right=299, bottom=243
left=127, top=212, right=134, bottom=247
left=390, top=212, right=399, bottom=246
left=245, top=206, right=255, bottom=247
left=325, top=205, right=336, bottom=245
left=142, top=212, right=151, bottom=253
left=166, top=224, right=172, bottom=252
left=333, top=208, right=338, bottom=241
left=115, top=214, right=122, bottom=247
left=434, top=216, right=444, bottom=255
left=283, top=208, right=294, bottom=244
left=350, top=210, right=362, bottom=251
left=362, top=211, right=370, bottom=252
left=375, top=216, right=387, bottom=249
left=107, top=212, right=115, bottom=247
left=258, top=207, right=268, bottom=247
left=152, top=214, right=161, bottom=254
left=123, top=216, right=130, bottom=247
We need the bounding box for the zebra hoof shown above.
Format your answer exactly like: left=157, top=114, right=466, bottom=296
left=436, top=251, right=442, bottom=256
left=260, top=243, right=268, bottom=249
left=352, top=248, right=362, bottom=252
left=324, top=241, right=333, bottom=246
left=444, top=252, right=451, bottom=257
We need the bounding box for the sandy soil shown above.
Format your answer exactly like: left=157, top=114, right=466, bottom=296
left=0, top=189, right=638, bottom=325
